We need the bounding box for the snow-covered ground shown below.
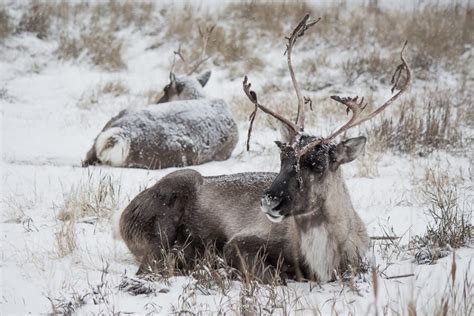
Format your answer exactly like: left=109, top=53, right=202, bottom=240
left=1, top=1, right=473, bottom=314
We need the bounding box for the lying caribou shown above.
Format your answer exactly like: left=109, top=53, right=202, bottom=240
left=82, top=71, right=238, bottom=169
left=120, top=15, right=411, bottom=283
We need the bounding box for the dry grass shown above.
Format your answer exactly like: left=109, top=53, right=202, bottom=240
left=411, top=168, right=472, bottom=252
left=16, top=1, right=155, bottom=37
left=366, top=92, right=464, bottom=156
left=0, top=6, right=11, bottom=39
left=342, top=50, right=393, bottom=86
left=57, top=30, right=126, bottom=71
left=56, top=172, right=120, bottom=222
left=17, top=2, right=51, bottom=39
left=53, top=217, right=77, bottom=258
left=15, top=1, right=156, bottom=71
left=2, top=193, right=38, bottom=232
left=120, top=240, right=308, bottom=314
left=47, top=261, right=113, bottom=313
left=8, top=1, right=472, bottom=79
left=99, top=80, right=129, bottom=96
left=81, top=31, right=126, bottom=71
left=402, top=6, right=473, bottom=70
left=76, top=80, right=129, bottom=109
left=314, top=4, right=472, bottom=71
left=166, top=17, right=264, bottom=76
left=355, top=150, right=380, bottom=178
left=47, top=291, right=88, bottom=314
left=224, top=0, right=315, bottom=37
left=431, top=256, right=474, bottom=316
left=163, top=3, right=207, bottom=42
left=89, top=1, right=154, bottom=30
left=162, top=3, right=268, bottom=76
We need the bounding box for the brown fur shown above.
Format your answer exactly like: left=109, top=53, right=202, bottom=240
left=120, top=134, right=369, bottom=284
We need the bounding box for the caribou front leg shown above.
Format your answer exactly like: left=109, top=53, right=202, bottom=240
left=224, top=235, right=294, bottom=284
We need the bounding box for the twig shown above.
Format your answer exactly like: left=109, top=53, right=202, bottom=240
left=370, top=236, right=400, bottom=240
left=384, top=273, right=415, bottom=280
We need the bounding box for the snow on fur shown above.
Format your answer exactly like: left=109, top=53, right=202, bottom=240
left=86, top=99, right=238, bottom=169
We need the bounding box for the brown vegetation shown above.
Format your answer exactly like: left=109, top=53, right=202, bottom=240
left=56, top=172, right=120, bottom=222
left=57, top=30, right=126, bottom=71
left=411, top=168, right=472, bottom=251
left=0, top=7, right=11, bottom=39
left=366, top=92, right=464, bottom=156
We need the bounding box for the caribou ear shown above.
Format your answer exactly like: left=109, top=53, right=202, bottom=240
left=197, top=71, right=211, bottom=87
left=332, top=136, right=366, bottom=169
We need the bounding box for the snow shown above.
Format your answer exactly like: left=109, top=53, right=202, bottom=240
left=1, top=1, right=473, bottom=314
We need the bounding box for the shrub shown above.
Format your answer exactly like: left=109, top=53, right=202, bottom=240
left=57, top=172, right=120, bottom=222
left=367, top=94, right=463, bottom=156
left=0, top=7, right=12, bottom=39
left=17, top=2, right=51, bottom=39
left=57, top=30, right=126, bottom=71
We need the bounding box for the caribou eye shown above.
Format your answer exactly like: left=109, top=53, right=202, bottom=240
left=313, top=164, right=325, bottom=173
left=163, top=84, right=170, bottom=92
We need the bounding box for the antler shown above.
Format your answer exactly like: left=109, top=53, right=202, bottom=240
left=170, top=44, right=184, bottom=75
left=187, top=24, right=216, bottom=75
left=285, top=14, right=321, bottom=129
left=243, top=76, right=301, bottom=151
left=298, top=41, right=411, bottom=156
left=170, top=24, right=216, bottom=76
left=243, top=14, right=319, bottom=150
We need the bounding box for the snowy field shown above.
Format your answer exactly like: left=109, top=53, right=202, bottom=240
left=1, top=1, right=473, bottom=314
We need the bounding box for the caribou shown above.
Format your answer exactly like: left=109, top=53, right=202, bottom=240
left=119, top=15, right=411, bottom=283
left=82, top=71, right=239, bottom=169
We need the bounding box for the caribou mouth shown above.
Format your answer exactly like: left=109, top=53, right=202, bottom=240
left=271, top=198, right=285, bottom=211
left=261, top=196, right=287, bottom=223
left=265, top=212, right=284, bottom=223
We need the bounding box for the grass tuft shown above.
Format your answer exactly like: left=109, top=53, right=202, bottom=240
left=17, top=2, right=51, bottom=39
left=57, top=30, right=126, bottom=71
left=54, top=217, right=77, bottom=258
left=366, top=93, right=463, bottom=156
left=56, top=172, right=120, bottom=222
left=0, top=7, right=12, bottom=39
left=412, top=169, right=472, bottom=251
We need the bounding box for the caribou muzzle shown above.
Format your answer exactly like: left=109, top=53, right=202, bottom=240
left=156, top=93, right=169, bottom=104
left=260, top=194, right=288, bottom=223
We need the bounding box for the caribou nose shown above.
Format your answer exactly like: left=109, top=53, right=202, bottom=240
left=261, top=194, right=286, bottom=223
left=260, top=194, right=283, bottom=212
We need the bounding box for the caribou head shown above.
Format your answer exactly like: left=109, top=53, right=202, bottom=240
left=243, top=14, right=411, bottom=224
left=156, top=71, right=211, bottom=103
left=261, top=135, right=366, bottom=223
left=158, top=25, right=215, bottom=104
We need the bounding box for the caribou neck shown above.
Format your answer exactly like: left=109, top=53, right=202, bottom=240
left=294, top=169, right=352, bottom=282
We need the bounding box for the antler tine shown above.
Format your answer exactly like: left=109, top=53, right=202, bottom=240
left=187, top=24, right=216, bottom=75
left=298, top=41, right=411, bottom=157
left=243, top=76, right=300, bottom=151
left=286, top=14, right=321, bottom=130
left=170, top=44, right=186, bottom=74
left=356, top=40, right=411, bottom=125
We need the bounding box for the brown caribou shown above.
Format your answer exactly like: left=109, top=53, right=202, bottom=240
left=119, top=14, right=411, bottom=283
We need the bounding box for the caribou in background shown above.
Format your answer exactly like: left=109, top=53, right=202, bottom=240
left=82, top=70, right=238, bottom=169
